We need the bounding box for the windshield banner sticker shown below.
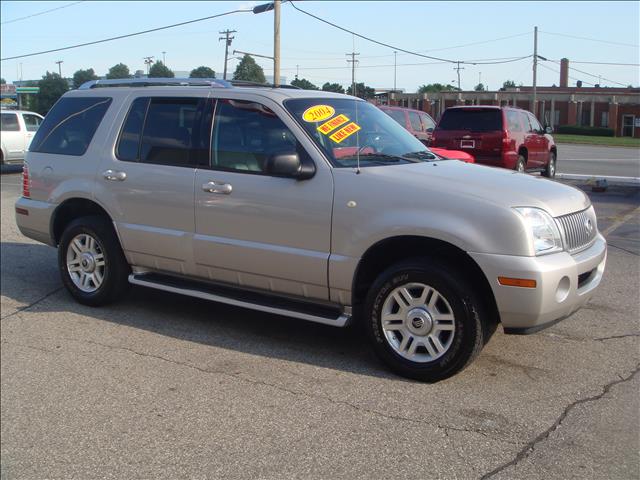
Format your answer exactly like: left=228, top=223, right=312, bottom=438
left=329, top=122, right=361, bottom=143
left=302, top=104, right=336, bottom=122
left=317, top=114, right=349, bottom=134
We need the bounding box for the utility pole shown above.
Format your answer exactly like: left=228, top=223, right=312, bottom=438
left=453, top=61, right=464, bottom=90
left=143, top=56, right=155, bottom=74
left=273, top=0, right=281, bottom=86
left=295, top=64, right=299, bottom=80
left=533, top=26, right=538, bottom=117
left=55, top=60, right=63, bottom=77
left=346, top=52, right=360, bottom=96
left=393, top=51, right=397, bottom=92
left=162, top=51, right=166, bottom=65
left=219, top=29, right=237, bottom=80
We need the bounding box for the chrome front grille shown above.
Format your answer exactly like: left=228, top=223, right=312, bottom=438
left=556, top=208, right=597, bottom=253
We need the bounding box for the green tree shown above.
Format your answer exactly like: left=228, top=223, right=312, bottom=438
left=0, top=78, right=5, bottom=84
left=233, top=55, right=266, bottom=83
left=106, top=63, right=131, bottom=79
left=189, top=66, right=216, bottom=78
left=36, top=72, right=69, bottom=115
left=502, top=80, right=517, bottom=89
left=290, top=77, right=318, bottom=90
left=72, top=68, right=98, bottom=89
left=148, top=61, right=174, bottom=78
left=346, top=82, right=375, bottom=99
left=474, top=83, right=486, bottom=91
left=417, top=83, right=458, bottom=94
left=321, top=82, right=345, bottom=94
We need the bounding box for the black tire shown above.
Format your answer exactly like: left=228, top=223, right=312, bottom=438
left=542, top=151, right=556, bottom=178
left=364, top=258, right=491, bottom=382
left=515, top=155, right=526, bottom=173
left=58, top=215, right=130, bottom=306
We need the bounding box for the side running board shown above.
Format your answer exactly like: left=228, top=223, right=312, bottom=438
left=128, top=273, right=351, bottom=328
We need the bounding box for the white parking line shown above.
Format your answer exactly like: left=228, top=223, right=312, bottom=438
left=602, top=206, right=640, bottom=237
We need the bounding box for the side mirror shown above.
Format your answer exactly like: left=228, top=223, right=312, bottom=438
left=426, top=127, right=434, bottom=133
left=265, top=152, right=315, bottom=180
left=545, top=126, right=553, bottom=134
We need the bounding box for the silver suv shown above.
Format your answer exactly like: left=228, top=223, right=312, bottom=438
left=15, top=78, right=607, bottom=381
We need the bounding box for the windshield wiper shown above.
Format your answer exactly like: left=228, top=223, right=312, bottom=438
left=403, top=150, right=439, bottom=161
left=340, top=153, right=410, bottom=163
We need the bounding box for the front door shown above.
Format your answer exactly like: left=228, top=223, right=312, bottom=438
left=193, top=98, right=334, bottom=301
left=622, top=115, right=635, bottom=137
left=96, top=95, right=212, bottom=275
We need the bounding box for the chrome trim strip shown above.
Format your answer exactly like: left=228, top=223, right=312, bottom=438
left=128, top=274, right=351, bottom=327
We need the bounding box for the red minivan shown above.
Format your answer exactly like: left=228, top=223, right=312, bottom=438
left=379, top=105, right=436, bottom=145
left=430, top=106, right=557, bottom=177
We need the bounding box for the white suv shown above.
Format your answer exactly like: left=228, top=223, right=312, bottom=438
left=1, top=109, right=44, bottom=164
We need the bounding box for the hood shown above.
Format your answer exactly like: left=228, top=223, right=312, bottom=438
left=363, top=160, right=589, bottom=217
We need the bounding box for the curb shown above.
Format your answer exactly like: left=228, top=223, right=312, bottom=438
left=556, top=173, right=640, bottom=186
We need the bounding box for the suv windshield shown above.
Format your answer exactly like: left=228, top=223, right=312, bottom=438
left=284, top=98, right=438, bottom=168
left=438, top=108, right=502, bottom=132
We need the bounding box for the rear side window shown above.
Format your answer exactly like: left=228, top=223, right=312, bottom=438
left=520, top=112, right=534, bottom=132
left=408, top=111, right=422, bottom=132
left=383, top=109, right=406, bottom=127
left=506, top=110, right=522, bottom=132
left=22, top=114, right=43, bottom=132
left=438, top=109, right=502, bottom=132
left=117, top=97, right=211, bottom=167
left=30, top=97, right=112, bottom=156
left=1, top=113, right=20, bottom=132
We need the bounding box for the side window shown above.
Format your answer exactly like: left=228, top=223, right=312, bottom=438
left=137, top=97, right=211, bottom=167
left=384, top=109, right=407, bottom=127
left=116, top=97, right=149, bottom=161
left=1, top=113, right=20, bottom=132
left=30, top=97, right=112, bottom=156
left=211, top=99, right=306, bottom=174
left=408, top=111, right=422, bottom=132
left=420, top=113, right=435, bottom=131
left=520, top=112, right=534, bottom=133
left=22, top=114, right=43, bottom=132
left=528, top=114, right=542, bottom=133
left=506, top=110, right=522, bottom=132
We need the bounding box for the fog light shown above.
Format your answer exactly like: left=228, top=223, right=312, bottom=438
left=555, top=276, right=570, bottom=303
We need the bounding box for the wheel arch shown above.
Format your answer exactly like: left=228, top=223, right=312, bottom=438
left=50, top=197, right=115, bottom=246
left=352, top=235, right=499, bottom=324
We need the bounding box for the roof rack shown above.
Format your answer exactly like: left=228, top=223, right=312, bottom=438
left=78, top=78, right=231, bottom=90
left=229, top=80, right=300, bottom=89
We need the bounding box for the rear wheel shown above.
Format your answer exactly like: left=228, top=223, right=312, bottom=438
left=542, top=151, right=556, bottom=178
left=364, top=258, right=491, bottom=382
left=515, top=155, right=526, bottom=173
left=58, top=215, right=130, bottom=306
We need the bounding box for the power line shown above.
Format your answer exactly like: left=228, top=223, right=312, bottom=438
left=1, top=1, right=85, bottom=25
left=539, top=63, right=596, bottom=86
left=566, top=61, right=640, bottom=66
left=288, top=1, right=531, bottom=66
left=540, top=30, right=639, bottom=48
left=0, top=8, right=253, bottom=61
left=549, top=60, right=628, bottom=87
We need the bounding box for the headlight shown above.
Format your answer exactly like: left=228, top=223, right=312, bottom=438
left=514, top=207, right=563, bottom=255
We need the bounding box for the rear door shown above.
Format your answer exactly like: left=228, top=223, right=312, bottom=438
left=527, top=112, right=549, bottom=166
left=96, top=95, right=211, bottom=275
left=520, top=111, right=543, bottom=167
left=1, top=112, right=24, bottom=160
left=21, top=112, right=44, bottom=151
left=193, top=97, right=334, bottom=301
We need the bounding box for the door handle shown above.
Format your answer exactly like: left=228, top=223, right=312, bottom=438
left=103, top=169, right=127, bottom=181
left=202, top=181, right=232, bottom=194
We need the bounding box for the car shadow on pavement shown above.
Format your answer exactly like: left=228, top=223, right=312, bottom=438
left=1, top=241, right=398, bottom=381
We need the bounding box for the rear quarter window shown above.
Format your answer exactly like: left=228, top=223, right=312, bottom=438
left=1, top=113, right=20, bottom=132
left=438, top=109, right=502, bottom=132
left=30, top=96, right=112, bottom=156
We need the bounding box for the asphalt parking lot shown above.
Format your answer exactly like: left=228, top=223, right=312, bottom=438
left=1, top=172, right=639, bottom=479
left=556, top=144, right=640, bottom=178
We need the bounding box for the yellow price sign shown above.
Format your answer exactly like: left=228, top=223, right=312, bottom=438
left=329, top=122, right=361, bottom=143
left=317, top=114, right=349, bottom=135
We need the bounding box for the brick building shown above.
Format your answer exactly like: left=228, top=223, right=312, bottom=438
left=378, top=59, right=640, bottom=138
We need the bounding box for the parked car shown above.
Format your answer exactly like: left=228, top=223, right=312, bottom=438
left=379, top=105, right=474, bottom=162
left=1, top=109, right=44, bottom=164
left=16, top=79, right=605, bottom=381
left=430, top=106, right=557, bottom=176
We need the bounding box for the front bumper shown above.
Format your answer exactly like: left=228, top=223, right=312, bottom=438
left=470, top=234, right=607, bottom=333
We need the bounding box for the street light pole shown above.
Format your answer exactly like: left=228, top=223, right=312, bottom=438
left=533, top=26, right=538, bottom=117
left=162, top=51, right=166, bottom=65
left=393, top=51, right=397, bottom=92
left=273, top=0, right=281, bottom=86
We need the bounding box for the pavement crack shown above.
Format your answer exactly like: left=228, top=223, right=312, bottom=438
left=0, top=286, right=63, bottom=321
left=607, top=243, right=639, bottom=256
left=480, top=364, right=640, bottom=480
left=594, top=333, right=640, bottom=342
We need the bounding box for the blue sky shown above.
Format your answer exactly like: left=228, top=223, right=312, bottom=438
left=1, top=1, right=638, bottom=91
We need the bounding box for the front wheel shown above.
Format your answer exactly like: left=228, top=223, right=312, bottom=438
left=542, top=151, right=556, bottom=178
left=364, top=258, right=492, bottom=382
left=58, top=215, right=130, bottom=306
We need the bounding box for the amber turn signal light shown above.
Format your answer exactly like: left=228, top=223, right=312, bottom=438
left=498, top=277, right=537, bottom=288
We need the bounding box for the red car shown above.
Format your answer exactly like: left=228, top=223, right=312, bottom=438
left=430, top=106, right=557, bottom=177
left=379, top=105, right=474, bottom=163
